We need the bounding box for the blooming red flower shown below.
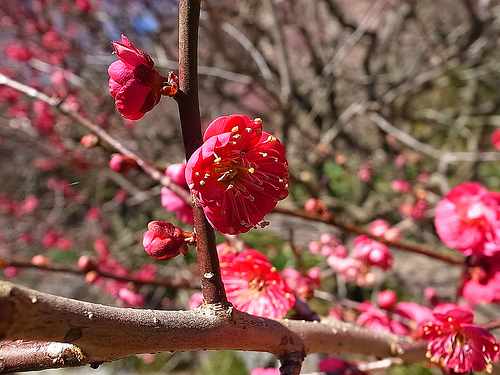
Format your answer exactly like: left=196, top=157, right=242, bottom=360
left=185, top=115, right=289, bottom=235
left=220, top=249, right=295, bottom=318
left=108, top=35, right=177, bottom=120
left=142, top=221, right=193, bottom=261
left=435, top=182, right=500, bottom=256
left=422, top=307, right=499, bottom=373
left=353, top=234, right=393, bottom=270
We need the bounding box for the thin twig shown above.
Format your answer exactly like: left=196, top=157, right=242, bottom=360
left=0, top=73, right=191, bottom=205
left=1, top=258, right=199, bottom=290
left=273, top=206, right=464, bottom=265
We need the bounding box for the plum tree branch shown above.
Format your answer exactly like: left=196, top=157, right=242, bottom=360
left=0, top=281, right=427, bottom=373
left=174, top=0, right=227, bottom=306
left=0, top=73, right=191, bottom=205
left=1, top=258, right=199, bottom=290
left=273, top=206, right=464, bottom=265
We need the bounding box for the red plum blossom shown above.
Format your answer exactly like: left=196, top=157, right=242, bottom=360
left=220, top=249, right=295, bottom=318
left=185, top=115, right=289, bottom=235
left=422, top=306, right=499, bottom=373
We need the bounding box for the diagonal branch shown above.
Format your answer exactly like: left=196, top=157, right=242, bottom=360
left=0, top=73, right=191, bottom=204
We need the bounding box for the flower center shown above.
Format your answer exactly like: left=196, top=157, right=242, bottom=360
left=248, top=275, right=266, bottom=292
left=214, top=156, right=251, bottom=189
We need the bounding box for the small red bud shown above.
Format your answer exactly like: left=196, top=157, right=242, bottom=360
left=31, top=254, right=51, bottom=266
left=78, top=256, right=96, bottom=272
left=109, top=154, right=138, bottom=173
left=85, top=270, right=99, bottom=283
left=377, top=290, right=397, bottom=309
left=80, top=134, right=99, bottom=148
left=143, top=221, right=194, bottom=261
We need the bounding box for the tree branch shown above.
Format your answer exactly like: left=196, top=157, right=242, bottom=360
left=0, top=281, right=426, bottom=373
left=0, top=73, right=191, bottom=204
left=273, top=206, right=464, bottom=265
left=175, top=0, right=227, bottom=306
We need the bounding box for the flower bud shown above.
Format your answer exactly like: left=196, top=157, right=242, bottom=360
left=304, top=198, right=327, bottom=215
left=80, top=134, right=99, bottom=148
left=31, top=254, right=51, bottom=266
left=109, top=154, right=138, bottom=173
left=377, top=290, right=397, bottom=309
left=142, top=221, right=193, bottom=261
left=78, top=256, right=96, bottom=272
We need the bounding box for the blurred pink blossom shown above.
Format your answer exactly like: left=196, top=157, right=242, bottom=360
left=462, top=253, right=500, bottom=303
left=356, top=301, right=410, bottom=335
left=358, top=167, right=371, bottom=182
left=282, top=267, right=320, bottom=300
left=435, top=182, right=500, bottom=256
left=250, top=368, right=280, bottom=375
left=391, top=179, right=411, bottom=193
left=368, top=219, right=390, bottom=237
left=318, top=357, right=366, bottom=374
left=354, top=235, right=393, bottom=270
left=4, top=266, right=19, bottom=278
left=309, top=233, right=346, bottom=257
left=377, top=290, right=397, bottom=309
left=161, top=162, right=194, bottom=225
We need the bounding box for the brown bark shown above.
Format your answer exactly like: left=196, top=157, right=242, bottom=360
left=0, top=281, right=427, bottom=372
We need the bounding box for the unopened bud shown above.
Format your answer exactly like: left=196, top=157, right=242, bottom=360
left=304, top=198, right=327, bottom=215
left=78, top=256, right=96, bottom=272
left=377, top=290, right=397, bottom=309
left=31, top=254, right=51, bottom=266
left=80, top=134, right=99, bottom=148
left=109, top=154, right=138, bottom=173
left=142, top=221, right=194, bottom=261
left=85, top=270, right=99, bottom=283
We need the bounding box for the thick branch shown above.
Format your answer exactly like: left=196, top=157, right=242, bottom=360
left=0, top=341, right=85, bottom=373
left=0, top=281, right=426, bottom=372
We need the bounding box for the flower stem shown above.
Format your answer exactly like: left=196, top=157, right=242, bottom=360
left=176, top=0, right=227, bottom=305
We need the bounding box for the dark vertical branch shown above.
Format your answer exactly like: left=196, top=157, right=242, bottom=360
left=177, top=0, right=203, bottom=158
left=175, top=0, right=228, bottom=306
